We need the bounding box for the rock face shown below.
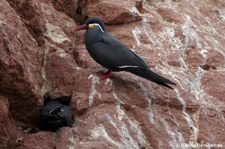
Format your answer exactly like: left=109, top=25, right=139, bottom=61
left=0, top=0, right=43, bottom=124
left=78, top=0, right=142, bottom=24
left=0, top=0, right=225, bottom=149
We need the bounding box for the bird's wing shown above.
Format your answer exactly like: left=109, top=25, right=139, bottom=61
left=90, top=32, right=149, bottom=70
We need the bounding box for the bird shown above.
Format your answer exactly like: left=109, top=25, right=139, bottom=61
left=40, top=95, right=74, bottom=132
left=75, top=17, right=176, bottom=89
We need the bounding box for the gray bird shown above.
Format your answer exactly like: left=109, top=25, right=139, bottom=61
left=40, top=95, right=74, bottom=131
left=75, top=17, right=176, bottom=89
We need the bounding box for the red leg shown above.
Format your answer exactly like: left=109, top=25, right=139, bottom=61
left=97, top=69, right=112, bottom=79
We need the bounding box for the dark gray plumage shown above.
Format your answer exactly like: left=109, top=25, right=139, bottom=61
left=40, top=96, right=74, bottom=131
left=75, top=17, right=176, bottom=89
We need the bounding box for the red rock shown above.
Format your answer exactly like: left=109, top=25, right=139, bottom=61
left=55, top=127, right=76, bottom=148
left=167, top=52, right=182, bottom=67
left=147, top=13, right=164, bottom=32
left=202, top=70, right=225, bottom=101
left=198, top=107, right=225, bottom=146
left=185, top=48, right=205, bottom=69
left=73, top=104, right=151, bottom=148
left=45, top=51, right=78, bottom=95
left=0, top=0, right=43, bottom=124
left=8, top=0, right=47, bottom=46
left=202, top=50, right=225, bottom=70
left=19, top=131, right=54, bottom=149
left=157, top=5, right=184, bottom=24
left=209, top=0, right=225, bottom=7
left=1, top=0, right=225, bottom=148
left=79, top=0, right=142, bottom=24
left=52, top=0, right=78, bottom=18
left=0, top=96, right=24, bottom=149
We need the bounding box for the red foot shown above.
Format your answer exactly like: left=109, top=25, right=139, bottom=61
left=97, top=69, right=112, bottom=80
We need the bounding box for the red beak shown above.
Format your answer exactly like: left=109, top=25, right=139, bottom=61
left=75, top=24, right=88, bottom=31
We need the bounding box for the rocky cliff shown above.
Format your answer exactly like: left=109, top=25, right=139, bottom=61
left=0, top=0, right=225, bottom=148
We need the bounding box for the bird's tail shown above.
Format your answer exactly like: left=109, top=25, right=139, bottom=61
left=126, top=68, right=176, bottom=90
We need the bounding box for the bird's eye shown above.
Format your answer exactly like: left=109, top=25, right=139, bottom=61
left=88, top=24, right=95, bottom=29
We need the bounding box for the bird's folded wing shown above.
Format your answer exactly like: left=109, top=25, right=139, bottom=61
left=90, top=33, right=149, bottom=69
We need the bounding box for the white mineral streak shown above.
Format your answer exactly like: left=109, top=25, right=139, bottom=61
left=103, top=104, right=147, bottom=148
left=88, top=75, right=101, bottom=106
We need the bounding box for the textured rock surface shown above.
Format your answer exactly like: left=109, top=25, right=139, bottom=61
left=0, top=0, right=43, bottom=124
left=79, top=0, right=142, bottom=24
left=0, top=96, right=23, bottom=149
left=0, top=0, right=225, bottom=149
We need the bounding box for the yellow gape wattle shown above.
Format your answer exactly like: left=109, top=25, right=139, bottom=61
left=88, top=24, right=95, bottom=29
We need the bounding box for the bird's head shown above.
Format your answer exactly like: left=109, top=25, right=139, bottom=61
left=75, top=17, right=106, bottom=33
